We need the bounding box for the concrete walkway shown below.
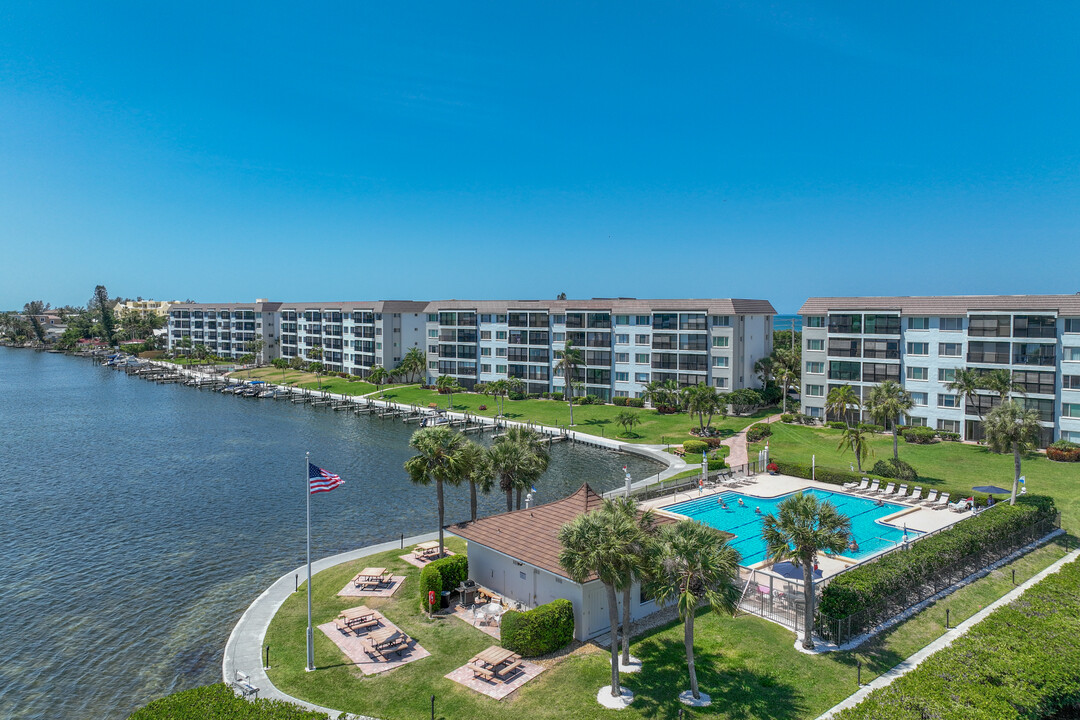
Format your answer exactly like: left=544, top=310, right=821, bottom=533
left=815, top=546, right=1080, bottom=719
left=222, top=531, right=440, bottom=720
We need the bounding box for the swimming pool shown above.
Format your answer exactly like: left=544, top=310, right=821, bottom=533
left=663, top=488, right=920, bottom=566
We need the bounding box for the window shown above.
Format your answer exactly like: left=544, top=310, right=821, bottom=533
left=828, top=314, right=861, bottom=334
left=968, top=315, right=1011, bottom=337
left=480, top=314, right=493, bottom=323
left=615, top=353, right=629, bottom=363
left=616, top=334, right=629, bottom=344
left=615, top=372, right=629, bottom=382
left=828, top=361, right=861, bottom=381
left=829, top=339, right=861, bottom=357
left=938, top=343, right=962, bottom=357
left=906, top=342, right=929, bottom=356
left=552, top=315, right=565, bottom=325
left=614, top=315, right=630, bottom=325
left=480, top=347, right=491, bottom=356
left=712, top=356, right=729, bottom=368
left=712, top=336, right=729, bottom=348
left=1064, top=375, right=1080, bottom=390
left=907, top=416, right=927, bottom=427
left=1065, top=319, right=1080, bottom=333
left=635, top=373, right=650, bottom=382
left=480, top=330, right=491, bottom=340
left=427, top=329, right=438, bottom=338
left=808, top=406, right=823, bottom=418
left=1014, top=343, right=1056, bottom=366
left=553, top=332, right=565, bottom=342
left=495, top=364, right=507, bottom=374
left=940, top=317, right=963, bottom=331
left=496, top=348, right=507, bottom=357
left=805, top=316, right=825, bottom=328
left=636, top=316, right=650, bottom=325
left=495, top=331, right=507, bottom=340
left=938, top=393, right=959, bottom=408
left=636, top=334, right=650, bottom=345
left=907, top=317, right=930, bottom=330
left=906, top=366, right=929, bottom=381
left=806, top=361, right=824, bottom=374
left=939, top=368, right=957, bottom=383
left=805, top=384, right=824, bottom=397
left=938, top=419, right=961, bottom=433
left=1023, top=397, right=1055, bottom=422
left=1013, top=315, right=1057, bottom=339
left=635, top=353, right=649, bottom=364
left=807, top=339, right=824, bottom=351
left=863, top=363, right=900, bottom=383
left=713, top=377, right=728, bottom=389
left=481, top=364, right=491, bottom=373
left=864, top=339, right=900, bottom=359
left=1067, top=347, right=1080, bottom=362
left=1064, top=403, right=1080, bottom=419
left=1063, top=431, right=1080, bottom=443
left=968, top=341, right=1011, bottom=364
left=864, top=315, right=901, bottom=335
left=1013, top=370, right=1055, bottom=395
left=710, top=315, right=731, bottom=327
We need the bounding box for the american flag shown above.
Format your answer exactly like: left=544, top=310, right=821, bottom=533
left=308, top=463, right=343, bottom=494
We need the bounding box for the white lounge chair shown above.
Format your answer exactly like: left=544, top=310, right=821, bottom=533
left=920, top=490, right=939, bottom=506
left=907, top=488, right=923, bottom=503
left=949, top=498, right=971, bottom=513
left=889, top=484, right=908, bottom=498
left=845, top=478, right=869, bottom=491
left=875, top=482, right=896, bottom=496
left=931, top=492, right=951, bottom=510
left=857, top=480, right=880, bottom=495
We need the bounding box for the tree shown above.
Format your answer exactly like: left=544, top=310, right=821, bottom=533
left=776, top=363, right=800, bottom=414
left=559, top=508, right=636, bottom=701
left=177, top=335, right=193, bottom=359
left=825, top=384, right=860, bottom=426
left=307, top=346, right=324, bottom=390
left=554, top=340, right=583, bottom=426
left=837, top=424, right=873, bottom=472
left=434, top=374, right=462, bottom=410
left=247, top=339, right=265, bottom=367
left=271, top=357, right=289, bottom=385
left=488, top=440, right=531, bottom=512
left=647, top=520, right=740, bottom=702
left=980, top=368, right=1026, bottom=402
left=193, top=344, right=210, bottom=366
left=399, top=347, right=426, bottom=383
left=496, top=426, right=549, bottom=509
left=23, top=301, right=50, bottom=344
left=602, top=497, right=657, bottom=667
left=288, top=355, right=305, bottom=372
left=90, top=285, right=117, bottom=346
left=457, top=440, right=494, bottom=522
left=762, top=492, right=851, bottom=649
left=684, top=383, right=722, bottom=432
left=643, top=379, right=680, bottom=412
left=864, top=380, right=914, bottom=461
left=488, top=378, right=509, bottom=417
left=403, top=426, right=467, bottom=557
left=946, top=368, right=987, bottom=423
left=983, top=400, right=1042, bottom=505
left=753, top=356, right=775, bottom=387
left=615, top=410, right=640, bottom=438
left=239, top=353, right=255, bottom=376
left=727, top=387, right=762, bottom=416
left=368, top=365, right=390, bottom=394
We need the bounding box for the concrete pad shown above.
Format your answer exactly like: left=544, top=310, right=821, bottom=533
left=449, top=605, right=501, bottom=640
left=317, top=621, right=430, bottom=675
left=337, top=576, right=406, bottom=598
left=597, top=686, right=635, bottom=709
left=618, top=655, right=642, bottom=673
left=444, top=660, right=544, bottom=700
left=399, top=550, right=456, bottom=569
left=679, top=690, right=712, bottom=706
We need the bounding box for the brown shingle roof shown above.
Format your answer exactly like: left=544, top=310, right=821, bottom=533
left=798, top=295, right=1080, bottom=315
left=447, top=483, right=674, bottom=582
left=424, top=298, right=776, bottom=315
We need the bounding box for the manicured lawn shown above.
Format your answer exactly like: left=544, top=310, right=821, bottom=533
left=264, top=536, right=1072, bottom=720
left=749, top=422, right=1080, bottom=533
left=374, top=386, right=776, bottom=445
left=227, top=366, right=409, bottom=397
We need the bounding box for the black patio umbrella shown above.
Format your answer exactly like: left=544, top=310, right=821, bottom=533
left=770, top=561, right=823, bottom=581
left=972, top=485, right=1011, bottom=495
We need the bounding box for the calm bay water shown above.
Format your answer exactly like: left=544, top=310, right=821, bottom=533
left=0, top=348, right=662, bottom=719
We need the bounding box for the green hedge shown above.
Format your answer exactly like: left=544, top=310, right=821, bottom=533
left=833, top=558, right=1080, bottom=720
left=128, top=683, right=331, bottom=719
left=707, top=458, right=727, bottom=471
left=745, top=423, right=772, bottom=443
left=771, top=460, right=884, bottom=488
left=500, top=599, right=575, bottom=657
left=682, top=439, right=708, bottom=454
left=902, top=426, right=937, bottom=444
left=819, top=495, right=1057, bottom=619
left=418, top=554, right=468, bottom=611
left=419, top=565, right=442, bottom=612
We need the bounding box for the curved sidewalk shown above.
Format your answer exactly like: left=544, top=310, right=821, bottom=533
left=222, top=531, right=439, bottom=719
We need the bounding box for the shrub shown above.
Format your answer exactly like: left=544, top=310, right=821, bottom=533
left=500, top=599, right=575, bottom=657
left=477, top=405, right=487, bottom=411
left=858, top=423, right=884, bottom=433
left=682, top=439, right=708, bottom=454
left=759, top=385, right=783, bottom=405
left=655, top=404, right=681, bottom=414
left=937, top=431, right=961, bottom=442
left=419, top=554, right=468, bottom=610
left=708, top=458, right=727, bottom=471
left=419, top=564, right=443, bottom=612
left=902, top=426, right=937, bottom=444
left=727, top=387, right=763, bottom=415
left=128, top=683, right=332, bottom=719
left=627, top=397, right=645, bottom=408
left=612, top=396, right=629, bottom=406
left=746, top=423, right=773, bottom=443
left=541, top=392, right=550, bottom=398
left=870, top=458, right=918, bottom=482
left=827, top=421, right=847, bottom=430
left=551, top=392, right=564, bottom=401
left=1048, top=440, right=1080, bottom=462
left=819, top=496, right=1057, bottom=620
left=701, top=437, right=725, bottom=448
left=508, top=391, right=526, bottom=401
left=772, top=459, right=880, bottom=488
left=780, top=413, right=795, bottom=423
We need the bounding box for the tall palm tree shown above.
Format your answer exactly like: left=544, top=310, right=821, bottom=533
left=983, top=400, right=1042, bottom=505
left=457, top=439, right=494, bottom=522
left=367, top=365, right=389, bottom=394
left=864, top=380, right=914, bottom=461
left=762, top=493, right=851, bottom=649
left=555, top=340, right=583, bottom=426
left=400, top=346, right=426, bottom=383
left=945, top=367, right=987, bottom=424
left=601, top=497, right=657, bottom=667
left=247, top=338, right=265, bottom=367
left=647, top=520, right=740, bottom=703
left=308, top=345, right=324, bottom=390
left=837, top=424, right=873, bottom=472
left=496, top=427, right=550, bottom=509
left=825, top=384, right=860, bottom=426
left=403, top=426, right=467, bottom=556
left=684, top=383, right=721, bottom=432
left=777, top=363, right=800, bottom=414
left=980, top=368, right=1026, bottom=402
left=753, top=355, right=775, bottom=387
left=434, top=374, right=462, bottom=410
left=558, top=508, right=637, bottom=701
left=488, top=378, right=509, bottom=417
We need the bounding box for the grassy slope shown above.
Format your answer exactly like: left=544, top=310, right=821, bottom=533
left=375, top=386, right=776, bottom=445
left=264, top=536, right=1072, bottom=720
left=226, top=367, right=404, bottom=396
left=749, top=422, right=1080, bottom=533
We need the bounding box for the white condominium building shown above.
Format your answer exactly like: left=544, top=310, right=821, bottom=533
left=422, top=299, right=776, bottom=401
left=167, top=300, right=282, bottom=361
left=799, top=295, right=1080, bottom=445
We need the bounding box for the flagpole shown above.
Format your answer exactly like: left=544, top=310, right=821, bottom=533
left=305, top=451, right=314, bottom=672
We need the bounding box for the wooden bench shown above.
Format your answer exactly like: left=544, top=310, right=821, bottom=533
left=468, top=662, right=494, bottom=680
left=496, top=660, right=522, bottom=678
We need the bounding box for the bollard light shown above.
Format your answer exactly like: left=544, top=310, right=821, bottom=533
left=857, top=660, right=862, bottom=686
left=295, top=574, right=298, bottom=592
left=431, top=694, right=436, bottom=720
left=264, top=644, right=270, bottom=669
left=1012, top=569, right=1016, bottom=585
left=946, top=608, right=950, bottom=629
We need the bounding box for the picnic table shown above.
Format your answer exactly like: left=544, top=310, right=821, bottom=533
left=468, top=645, right=522, bottom=681
left=364, top=626, right=410, bottom=660
left=352, top=567, right=389, bottom=589
left=335, top=605, right=381, bottom=634
left=413, top=541, right=441, bottom=559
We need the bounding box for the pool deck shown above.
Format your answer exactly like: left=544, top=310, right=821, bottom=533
left=644, top=472, right=971, bottom=579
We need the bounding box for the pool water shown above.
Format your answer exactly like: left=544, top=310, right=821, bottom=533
left=663, top=488, right=920, bottom=566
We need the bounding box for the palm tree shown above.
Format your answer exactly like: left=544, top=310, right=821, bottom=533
left=399, top=346, right=426, bottom=383
left=837, top=424, right=873, bottom=472
left=457, top=439, right=494, bottom=522
left=643, top=379, right=680, bottom=412
left=308, top=346, right=324, bottom=390
left=247, top=338, right=265, bottom=367
left=558, top=508, right=637, bottom=701
left=488, top=378, right=509, bottom=417
left=554, top=340, right=583, bottom=426
left=647, top=520, right=740, bottom=703
left=864, top=380, right=914, bottom=460
left=753, top=355, right=775, bottom=387
left=403, top=426, right=467, bottom=557
left=435, top=374, right=462, bottom=410
left=615, top=410, right=640, bottom=438
left=602, top=497, right=657, bottom=667
left=496, top=427, right=550, bottom=509
left=193, top=344, right=209, bottom=366
left=825, top=384, right=860, bottom=426
left=178, top=335, right=193, bottom=360
left=762, top=493, right=851, bottom=649
left=983, top=400, right=1042, bottom=505
left=368, top=365, right=390, bottom=395
left=980, top=368, right=1026, bottom=402
left=684, top=383, right=722, bottom=432
left=777, top=364, right=800, bottom=414
left=946, top=367, right=987, bottom=424
left=488, top=440, right=530, bottom=512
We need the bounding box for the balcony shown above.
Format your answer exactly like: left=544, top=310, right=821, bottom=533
left=967, top=351, right=1011, bottom=364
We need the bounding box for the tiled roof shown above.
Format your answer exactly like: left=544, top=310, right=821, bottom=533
left=798, top=295, right=1080, bottom=315
left=170, top=301, right=282, bottom=311
left=447, top=483, right=676, bottom=582
left=423, top=298, right=777, bottom=315
left=277, top=301, right=428, bottom=313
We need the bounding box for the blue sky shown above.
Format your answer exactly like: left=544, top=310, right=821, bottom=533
left=1, top=2, right=1077, bottom=312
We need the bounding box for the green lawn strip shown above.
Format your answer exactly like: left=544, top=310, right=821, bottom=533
left=262, top=536, right=1070, bottom=720
left=226, top=367, right=398, bottom=396
left=375, top=386, right=775, bottom=445
left=749, top=422, right=1080, bottom=533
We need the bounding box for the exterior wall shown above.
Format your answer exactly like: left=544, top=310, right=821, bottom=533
left=167, top=304, right=268, bottom=361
